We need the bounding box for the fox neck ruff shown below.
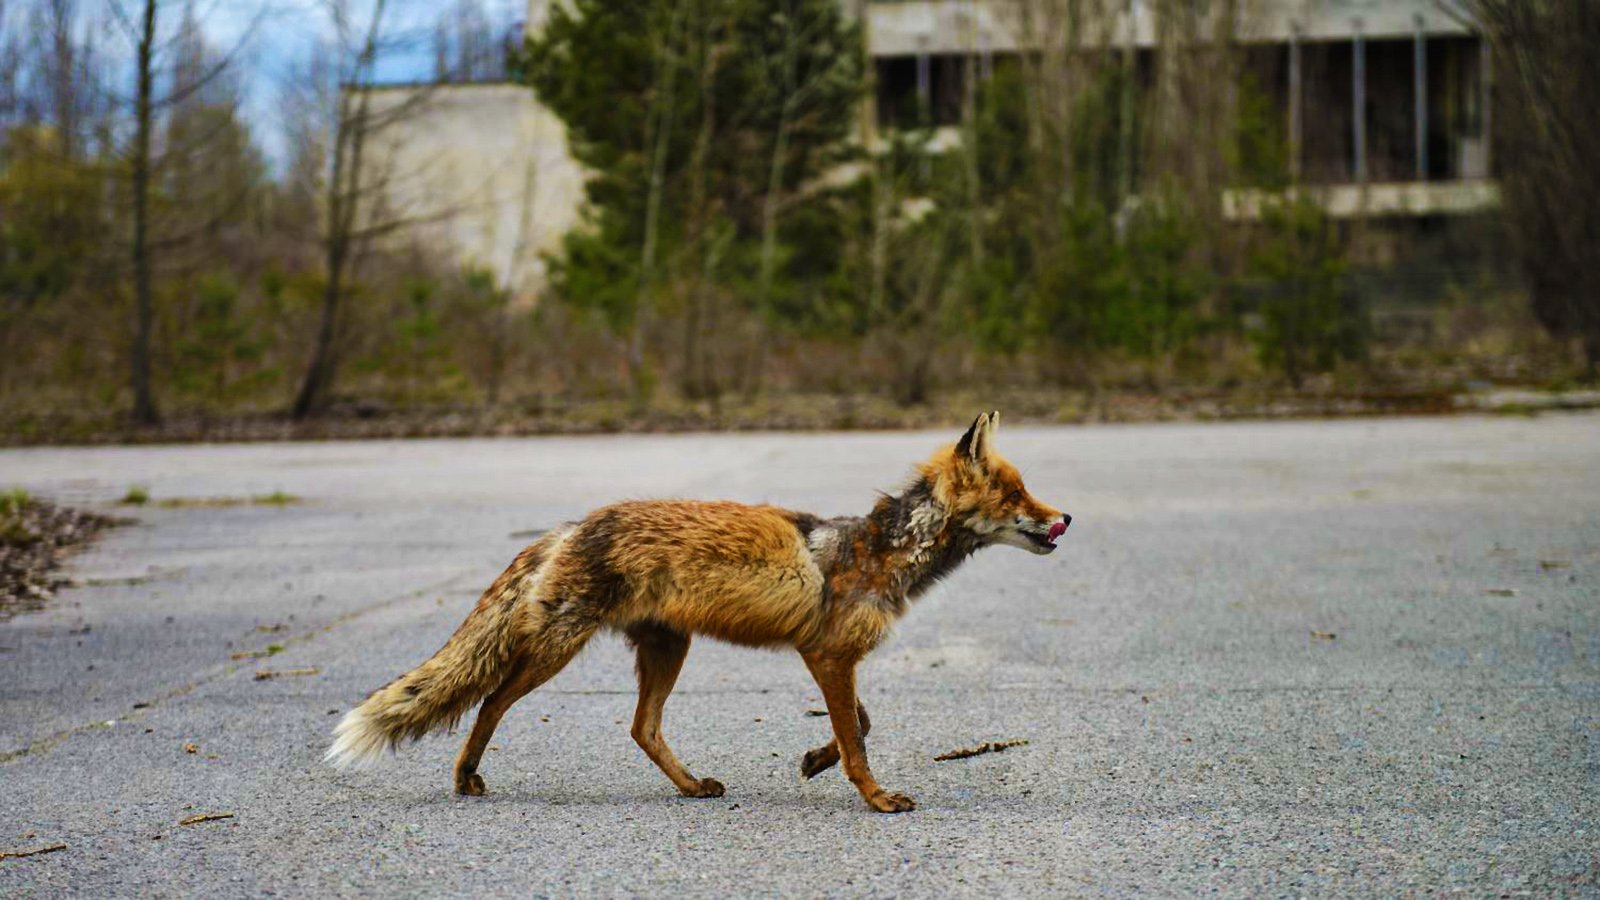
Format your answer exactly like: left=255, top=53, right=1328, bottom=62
left=812, top=477, right=986, bottom=617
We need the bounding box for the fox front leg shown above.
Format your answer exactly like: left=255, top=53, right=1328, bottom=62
left=801, top=653, right=913, bottom=813
left=799, top=701, right=870, bottom=779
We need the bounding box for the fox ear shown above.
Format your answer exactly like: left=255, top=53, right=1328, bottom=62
left=955, top=410, right=1000, bottom=465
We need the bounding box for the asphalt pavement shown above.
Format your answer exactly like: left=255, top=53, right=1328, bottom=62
left=1, top=414, right=1597, bottom=896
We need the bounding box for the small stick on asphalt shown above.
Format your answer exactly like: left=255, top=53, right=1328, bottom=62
left=934, top=738, right=1029, bottom=762
left=178, top=812, right=234, bottom=826
left=0, top=842, right=67, bottom=860
left=253, top=667, right=319, bottom=681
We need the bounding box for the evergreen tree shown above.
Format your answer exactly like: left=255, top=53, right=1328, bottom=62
left=523, top=0, right=862, bottom=397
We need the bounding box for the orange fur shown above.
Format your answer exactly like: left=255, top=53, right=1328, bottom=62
left=327, top=410, right=1069, bottom=813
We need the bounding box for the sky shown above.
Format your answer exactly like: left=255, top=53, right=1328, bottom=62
left=198, top=0, right=527, bottom=167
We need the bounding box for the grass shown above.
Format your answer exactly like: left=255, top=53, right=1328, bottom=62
left=252, top=491, right=299, bottom=506
left=0, top=489, right=37, bottom=546
left=148, top=491, right=302, bottom=509
left=119, top=484, right=302, bottom=509
left=1, top=488, right=31, bottom=515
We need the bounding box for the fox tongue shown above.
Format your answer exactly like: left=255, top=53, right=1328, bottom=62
left=1046, top=522, right=1067, bottom=543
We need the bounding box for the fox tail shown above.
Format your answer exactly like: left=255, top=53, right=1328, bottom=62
left=324, top=561, right=534, bottom=769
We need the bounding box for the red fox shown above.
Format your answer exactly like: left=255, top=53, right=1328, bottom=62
left=327, top=411, right=1069, bottom=813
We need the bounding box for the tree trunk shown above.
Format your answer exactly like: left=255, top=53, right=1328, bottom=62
left=292, top=0, right=387, bottom=421
left=293, top=239, right=346, bottom=419
left=681, top=10, right=719, bottom=400
left=1117, top=0, right=1136, bottom=210
left=752, top=99, right=794, bottom=394
left=633, top=0, right=688, bottom=407
left=963, top=13, right=982, bottom=271
left=292, top=98, right=352, bottom=420
left=130, top=0, right=159, bottom=426
left=753, top=3, right=808, bottom=395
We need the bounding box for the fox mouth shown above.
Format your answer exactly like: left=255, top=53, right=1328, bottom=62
left=1020, top=521, right=1068, bottom=553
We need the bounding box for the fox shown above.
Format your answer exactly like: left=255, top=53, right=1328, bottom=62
left=326, top=410, right=1070, bottom=813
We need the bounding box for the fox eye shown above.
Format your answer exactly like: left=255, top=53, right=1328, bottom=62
left=1006, top=490, right=1022, bottom=503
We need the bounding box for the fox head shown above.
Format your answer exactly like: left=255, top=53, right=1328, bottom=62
left=924, top=411, right=1071, bottom=555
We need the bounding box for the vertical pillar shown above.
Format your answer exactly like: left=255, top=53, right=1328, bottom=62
left=1117, top=0, right=1136, bottom=204
left=1415, top=15, right=1428, bottom=180
left=857, top=0, right=876, bottom=147
left=1289, top=25, right=1302, bottom=183
left=916, top=35, right=931, bottom=125
left=1480, top=37, right=1492, bottom=177
left=1352, top=19, right=1366, bottom=182
left=980, top=31, right=993, bottom=82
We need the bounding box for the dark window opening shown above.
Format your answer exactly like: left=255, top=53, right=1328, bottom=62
left=875, top=54, right=972, bottom=128
left=1299, top=41, right=1355, bottom=184
left=1427, top=36, right=1488, bottom=180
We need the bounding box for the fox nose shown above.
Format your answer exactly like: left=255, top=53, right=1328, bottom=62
left=1061, top=513, right=1072, bottom=529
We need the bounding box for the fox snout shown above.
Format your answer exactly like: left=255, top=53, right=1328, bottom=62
left=1015, top=511, right=1071, bottom=554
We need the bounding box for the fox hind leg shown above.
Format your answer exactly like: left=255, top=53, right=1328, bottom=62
left=799, top=701, right=870, bottom=779
left=453, top=668, right=539, bottom=796
left=453, top=619, right=596, bottom=796
left=627, top=622, right=724, bottom=799
left=802, top=653, right=913, bottom=813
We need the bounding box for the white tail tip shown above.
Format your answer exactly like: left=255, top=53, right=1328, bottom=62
left=324, top=706, right=389, bottom=770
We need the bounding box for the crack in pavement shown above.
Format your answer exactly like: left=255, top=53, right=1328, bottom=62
left=0, top=569, right=481, bottom=764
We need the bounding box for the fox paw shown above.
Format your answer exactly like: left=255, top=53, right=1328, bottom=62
left=454, top=772, right=486, bottom=796
left=680, top=777, right=725, bottom=799
left=800, top=746, right=840, bottom=779
left=867, top=790, right=915, bottom=814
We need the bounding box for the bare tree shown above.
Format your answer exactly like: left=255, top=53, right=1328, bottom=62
left=432, top=0, right=498, bottom=83
left=291, top=0, right=449, bottom=419
left=1469, top=0, right=1600, bottom=375
left=0, top=1, right=12, bottom=121
left=129, top=0, right=157, bottom=424
left=110, top=0, right=261, bottom=426
left=292, top=0, right=390, bottom=419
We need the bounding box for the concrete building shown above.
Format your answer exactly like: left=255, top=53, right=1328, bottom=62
left=359, top=3, right=580, bottom=299
left=870, top=0, right=1495, bottom=220
left=363, top=80, right=583, bottom=299
left=370, top=0, right=1496, bottom=291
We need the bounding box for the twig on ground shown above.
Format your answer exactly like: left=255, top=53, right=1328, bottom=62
left=178, top=812, right=234, bottom=826
left=0, top=842, right=67, bottom=860
left=934, top=738, right=1029, bottom=762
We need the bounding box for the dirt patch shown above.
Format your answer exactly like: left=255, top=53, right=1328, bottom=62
left=0, top=491, right=120, bottom=620
left=0, top=386, right=1489, bottom=447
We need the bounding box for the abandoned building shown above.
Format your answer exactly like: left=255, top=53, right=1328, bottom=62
left=369, top=0, right=1498, bottom=304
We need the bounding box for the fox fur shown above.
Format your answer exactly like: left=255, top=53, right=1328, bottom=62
left=327, top=411, right=1069, bottom=813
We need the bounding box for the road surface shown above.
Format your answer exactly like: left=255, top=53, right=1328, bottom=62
left=2, top=415, right=1597, bottom=896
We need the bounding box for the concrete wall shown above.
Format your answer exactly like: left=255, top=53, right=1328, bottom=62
left=867, top=0, right=1473, bottom=57
left=362, top=83, right=584, bottom=298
